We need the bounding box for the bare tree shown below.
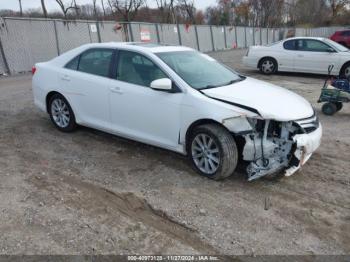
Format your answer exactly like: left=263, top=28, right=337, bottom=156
left=40, top=0, right=48, bottom=18
left=248, top=0, right=284, bottom=27
left=176, top=0, right=196, bottom=24
left=55, top=0, right=79, bottom=19
left=111, top=0, right=146, bottom=21
left=155, top=0, right=175, bottom=23
left=101, top=0, right=107, bottom=17
left=92, top=0, right=98, bottom=18
left=18, top=0, right=23, bottom=16
left=73, top=0, right=80, bottom=17
left=326, top=0, right=350, bottom=18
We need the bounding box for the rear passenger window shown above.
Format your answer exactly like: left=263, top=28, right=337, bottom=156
left=78, top=49, right=114, bottom=77
left=283, top=40, right=296, bottom=50
left=65, top=56, right=79, bottom=70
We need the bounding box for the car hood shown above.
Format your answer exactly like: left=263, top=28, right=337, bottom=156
left=202, top=77, right=314, bottom=121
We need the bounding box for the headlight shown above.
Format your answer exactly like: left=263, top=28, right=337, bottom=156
left=222, top=116, right=254, bottom=134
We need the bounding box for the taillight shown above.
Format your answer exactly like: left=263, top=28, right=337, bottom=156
left=32, top=66, right=36, bottom=75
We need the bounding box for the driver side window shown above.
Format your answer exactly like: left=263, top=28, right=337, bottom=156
left=299, top=40, right=331, bottom=52
left=116, top=50, right=167, bottom=87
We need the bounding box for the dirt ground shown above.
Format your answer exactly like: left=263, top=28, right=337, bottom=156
left=0, top=49, right=349, bottom=255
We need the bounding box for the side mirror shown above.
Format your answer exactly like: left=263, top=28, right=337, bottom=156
left=150, top=78, right=172, bottom=91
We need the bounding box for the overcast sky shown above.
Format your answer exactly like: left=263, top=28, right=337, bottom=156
left=0, top=0, right=217, bottom=12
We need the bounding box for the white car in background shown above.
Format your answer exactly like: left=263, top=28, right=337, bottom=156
left=243, top=37, right=350, bottom=77
left=32, top=42, right=322, bottom=181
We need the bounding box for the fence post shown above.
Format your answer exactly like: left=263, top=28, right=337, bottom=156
left=260, top=27, right=262, bottom=45
left=244, top=26, right=247, bottom=48
left=176, top=23, right=182, bottom=45
left=223, top=26, right=227, bottom=49
left=266, top=28, right=268, bottom=44
left=234, top=26, right=238, bottom=48
left=210, top=25, right=215, bottom=51
left=95, top=21, right=102, bottom=43
left=129, top=23, right=134, bottom=42
left=155, top=23, right=160, bottom=43
left=0, top=32, right=10, bottom=74
left=252, top=27, right=255, bottom=45
left=87, top=22, right=93, bottom=43
left=194, top=25, right=200, bottom=51
left=53, top=20, right=60, bottom=55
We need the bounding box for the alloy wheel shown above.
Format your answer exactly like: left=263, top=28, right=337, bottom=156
left=261, top=60, right=275, bottom=74
left=51, top=98, right=70, bottom=128
left=191, top=133, right=220, bottom=175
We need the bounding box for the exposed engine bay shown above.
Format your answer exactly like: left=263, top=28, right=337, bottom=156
left=240, top=115, right=320, bottom=181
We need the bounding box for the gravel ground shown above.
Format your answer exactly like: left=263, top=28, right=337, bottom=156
left=0, top=49, right=349, bottom=255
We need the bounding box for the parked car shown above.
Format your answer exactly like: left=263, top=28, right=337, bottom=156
left=330, top=29, right=350, bottom=48
left=243, top=37, right=350, bottom=77
left=32, top=43, right=322, bottom=181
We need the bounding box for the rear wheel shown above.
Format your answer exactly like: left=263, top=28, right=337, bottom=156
left=322, top=102, right=337, bottom=116
left=49, top=94, right=77, bottom=132
left=189, top=124, right=238, bottom=180
left=259, top=58, right=277, bottom=75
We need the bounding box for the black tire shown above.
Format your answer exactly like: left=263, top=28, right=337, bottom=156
left=259, top=57, right=277, bottom=75
left=340, top=62, right=350, bottom=78
left=322, top=102, right=337, bottom=116
left=188, top=124, right=238, bottom=180
left=48, top=93, right=77, bottom=132
left=335, top=102, right=343, bottom=112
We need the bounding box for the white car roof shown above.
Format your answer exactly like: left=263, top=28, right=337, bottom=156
left=76, top=42, right=194, bottom=53
left=49, top=42, right=194, bottom=66
left=283, top=37, right=326, bottom=41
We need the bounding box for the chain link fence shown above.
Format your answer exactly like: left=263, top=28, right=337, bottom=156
left=0, top=17, right=348, bottom=75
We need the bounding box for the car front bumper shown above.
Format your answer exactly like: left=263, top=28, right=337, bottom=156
left=285, top=123, right=322, bottom=177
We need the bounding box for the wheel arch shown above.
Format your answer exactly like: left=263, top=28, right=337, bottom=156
left=46, top=91, right=61, bottom=113
left=339, top=61, right=350, bottom=76
left=185, top=119, right=232, bottom=154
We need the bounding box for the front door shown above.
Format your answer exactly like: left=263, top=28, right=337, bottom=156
left=293, top=39, right=339, bottom=74
left=109, top=50, right=183, bottom=150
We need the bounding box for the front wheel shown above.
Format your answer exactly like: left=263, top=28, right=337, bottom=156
left=49, top=94, right=77, bottom=132
left=340, top=62, right=350, bottom=79
left=189, top=124, right=238, bottom=180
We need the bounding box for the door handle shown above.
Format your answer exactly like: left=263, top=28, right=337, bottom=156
left=297, top=54, right=304, bottom=58
left=110, top=87, right=123, bottom=94
left=61, top=75, right=70, bottom=81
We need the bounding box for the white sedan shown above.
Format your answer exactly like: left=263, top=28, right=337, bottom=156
left=32, top=42, right=322, bottom=181
left=243, top=37, right=350, bottom=77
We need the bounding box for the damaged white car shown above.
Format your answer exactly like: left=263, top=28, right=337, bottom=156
left=32, top=43, right=322, bottom=181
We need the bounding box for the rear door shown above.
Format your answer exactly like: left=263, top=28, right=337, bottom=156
left=59, top=48, right=115, bottom=130
left=293, top=39, right=339, bottom=74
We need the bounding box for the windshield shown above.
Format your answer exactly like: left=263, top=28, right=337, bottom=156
left=156, top=51, right=243, bottom=90
left=324, top=38, right=349, bottom=52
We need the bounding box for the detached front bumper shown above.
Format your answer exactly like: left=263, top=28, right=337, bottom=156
left=285, top=123, right=322, bottom=177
